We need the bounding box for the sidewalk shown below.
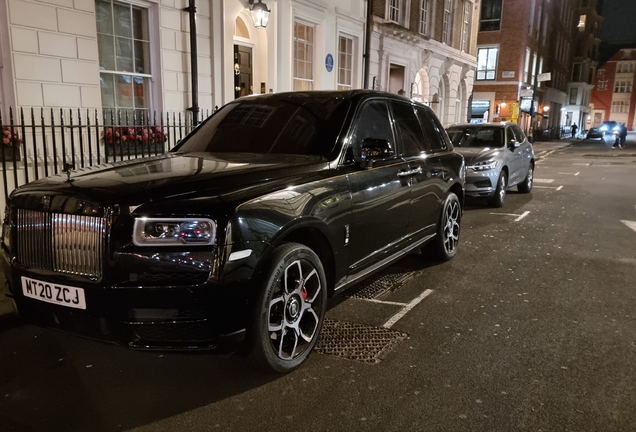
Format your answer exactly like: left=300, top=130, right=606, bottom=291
left=0, top=265, right=15, bottom=317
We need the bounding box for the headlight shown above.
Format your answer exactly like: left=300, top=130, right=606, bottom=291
left=133, top=218, right=216, bottom=246
left=469, top=160, right=497, bottom=171
left=599, top=126, right=607, bottom=131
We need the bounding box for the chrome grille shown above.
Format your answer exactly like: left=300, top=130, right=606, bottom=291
left=17, top=210, right=105, bottom=277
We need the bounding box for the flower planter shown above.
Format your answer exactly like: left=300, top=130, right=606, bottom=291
left=105, top=142, right=165, bottom=157
left=0, top=145, right=21, bottom=162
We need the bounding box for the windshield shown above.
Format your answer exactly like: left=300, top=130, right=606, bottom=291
left=174, top=95, right=351, bottom=156
left=446, top=127, right=505, bottom=148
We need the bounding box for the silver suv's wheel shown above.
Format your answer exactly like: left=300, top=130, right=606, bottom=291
left=248, top=243, right=327, bottom=373
left=518, top=164, right=534, bottom=193
left=488, top=171, right=507, bottom=208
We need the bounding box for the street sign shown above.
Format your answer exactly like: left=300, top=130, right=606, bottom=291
left=519, top=88, right=533, bottom=97
left=538, top=72, right=551, bottom=82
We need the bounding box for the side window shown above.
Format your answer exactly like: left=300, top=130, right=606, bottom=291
left=505, top=127, right=516, bottom=147
left=391, top=102, right=427, bottom=157
left=416, top=107, right=449, bottom=152
left=347, top=100, right=395, bottom=162
left=512, top=125, right=527, bottom=142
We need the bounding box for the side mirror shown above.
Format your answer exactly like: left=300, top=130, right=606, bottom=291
left=509, top=140, right=520, bottom=149
left=360, top=138, right=393, bottom=169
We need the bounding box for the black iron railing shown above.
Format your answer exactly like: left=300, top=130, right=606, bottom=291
left=0, top=107, right=212, bottom=203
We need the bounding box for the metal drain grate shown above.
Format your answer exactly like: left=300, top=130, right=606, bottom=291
left=340, top=270, right=417, bottom=300
left=314, top=319, right=408, bottom=363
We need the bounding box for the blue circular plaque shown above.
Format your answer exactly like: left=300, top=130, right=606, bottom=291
left=325, top=54, right=334, bottom=72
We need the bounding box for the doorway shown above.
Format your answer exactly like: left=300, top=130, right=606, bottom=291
left=234, top=45, right=253, bottom=99
left=389, top=64, right=405, bottom=95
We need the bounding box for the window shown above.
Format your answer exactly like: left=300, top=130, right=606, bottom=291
left=528, top=0, right=535, bottom=35
left=415, top=107, right=448, bottom=152
left=611, top=101, right=629, bottom=113
left=578, top=14, right=586, bottom=31
left=391, top=102, right=427, bottom=156
left=419, top=0, right=430, bottom=35
left=572, top=63, right=581, bottom=82
left=96, top=0, right=151, bottom=113
left=614, top=80, right=633, bottom=93
left=597, top=69, right=605, bottom=77
left=476, top=47, right=498, bottom=80
left=442, top=0, right=452, bottom=44
left=388, top=0, right=400, bottom=23
left=348, top=101, right=395, bottom=163
left=538, top=57, right=543, bottom=88
left=598, top=80, right=607, bottom=91
left=531, top=53, right=537, bottom=85
left=480, top=0, right=502, bottom=32
left=337, top=36, right=353, bottom=90
left=569, top=88, right=578, bottom=105
left=524, top=48, right=531, bottom=83
left=461, top=1, right=472, bottom=52
left=293, top=21, right=314, bottom=91
left=617, top=62, right=636, bottom=73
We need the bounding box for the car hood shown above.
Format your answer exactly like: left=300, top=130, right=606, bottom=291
left=11, top=152, right=329, bottom=208
left=453, top=147, right=505, bottom=166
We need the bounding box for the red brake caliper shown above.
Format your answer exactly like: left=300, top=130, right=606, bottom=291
left=301, top=286, right=308, bottom=299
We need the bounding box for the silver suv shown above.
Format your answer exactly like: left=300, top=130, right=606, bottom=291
left=446, top=122, right=534, bottom=207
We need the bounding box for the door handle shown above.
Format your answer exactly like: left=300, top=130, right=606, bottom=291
left=397, top=166, right=423, bottom=177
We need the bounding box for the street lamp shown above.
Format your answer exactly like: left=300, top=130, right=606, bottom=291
left=249, top=0, right=270, bottom=29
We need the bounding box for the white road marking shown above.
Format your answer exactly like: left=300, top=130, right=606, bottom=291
left=490, top=211, right=531, bottom=222
left=534, top=185, right=561, bottom=189
left=558, top=172, right=580, bottom=176
left=534, top=178, right=554, bottom=183
left=363, top=298, right=408, bottom=307
left=383, top=289, right=434, bottom=328
left=573, top=163, right=590, bottom=166
left=622, top=220, right=636, bottom=233
left=556, top=186, right=564, bottom=191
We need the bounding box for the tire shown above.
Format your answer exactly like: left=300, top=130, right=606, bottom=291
left=424, top=192, right=461, bottom=261
left=247, top=242, right=327, bottom=373
left=517, top=163, right=534, bottom=193
left=487, top=171, right=507, bottom=208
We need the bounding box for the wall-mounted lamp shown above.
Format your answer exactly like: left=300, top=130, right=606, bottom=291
left=249, top=0, right=270, bottom=29
left=543, top=105, right=550, bottom=112
left=500, top=98, right=507, bottom=108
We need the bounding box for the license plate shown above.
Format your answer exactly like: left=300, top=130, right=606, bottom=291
left=21, top=277, right=87, bottom=310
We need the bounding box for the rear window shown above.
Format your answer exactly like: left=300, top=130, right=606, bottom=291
left=175, top=96, right=351, bottom=156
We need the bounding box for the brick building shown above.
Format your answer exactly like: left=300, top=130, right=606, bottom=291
left=366, top=0, right=479, bottom=126
left=590, top=47, right=636, bottom=130
left=472, top=0, right=587, bottom=139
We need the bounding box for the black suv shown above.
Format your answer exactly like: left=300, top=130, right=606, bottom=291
left=1, top=91, right=465, bottom=372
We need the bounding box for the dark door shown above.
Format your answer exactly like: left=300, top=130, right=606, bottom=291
left=389, top=101, right=438, bottom=241
left=233, top=45, right=252, bottom=99
left=344, top=100, right=411, bottom=275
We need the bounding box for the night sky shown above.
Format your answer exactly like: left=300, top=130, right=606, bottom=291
left=601, top=0, right=636, bottom=45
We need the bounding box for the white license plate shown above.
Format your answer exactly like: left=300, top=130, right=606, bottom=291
left=21, top=277, right=87, bottom=310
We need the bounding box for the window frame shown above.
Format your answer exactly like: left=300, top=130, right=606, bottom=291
left=419, top=0, right=430, bottom=35
left=442, top=0, right=452, bottom=45
left=337, top=35, right=354, bottom=91
left=476, top=46, right=499, bottom=81
left=96, top=0, right=160, bottom=113
left=293, top=20, right=315, bottom=91
left=461, top=1, right=472, bottom=52
left=480, top=0, right=502, bottom=32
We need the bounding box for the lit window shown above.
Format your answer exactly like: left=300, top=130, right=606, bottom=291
left=337, top=36, right=353, bottom=90
left=578, top=14, right=586, bottom=31
left=96, top=0, right=152, bottom=113
left=598, top=80, right=607, bottom=90
left=524, top=48, right=531, bottom=84
left=293, top=21, right=314, bottom=91
left=476, top=47, right=498, bottom=80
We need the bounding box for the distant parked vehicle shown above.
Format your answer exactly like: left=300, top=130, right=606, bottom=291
left=586, top=127, right=603, bottom=140
left=446, top=122, right=535, bottom=208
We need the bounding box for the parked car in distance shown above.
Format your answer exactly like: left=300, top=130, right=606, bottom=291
left=586, top=127, right=603, bottom=140
left=445, top=122, right=534, bottom=207
left=598, top=120, right=618, bottom=136
left=1, top=90, right=465, bottom=373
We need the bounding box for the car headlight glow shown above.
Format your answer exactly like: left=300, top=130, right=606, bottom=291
left=599, top=125, right=607, bottom=131
left=469, top=160, right=497, bottom=171
left=133, top=217, right=216, bottom=246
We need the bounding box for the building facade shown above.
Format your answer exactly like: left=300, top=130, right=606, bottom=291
left=366, top=0, right=479, bottom=126
left=0, top=0, right=367, bottom=118
left=562, top=0, right=602, bottom=134
left=590, top=47, right=636, bottom=130
left=471, top=0, right=586, bottom=139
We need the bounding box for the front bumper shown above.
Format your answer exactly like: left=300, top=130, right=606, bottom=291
left=464, top=170, right=499, bottom=198
left=2, top=252, right=250, bottom=351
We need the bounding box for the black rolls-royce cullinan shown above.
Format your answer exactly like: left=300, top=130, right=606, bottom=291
left=1, top=90, right=465, bottom=373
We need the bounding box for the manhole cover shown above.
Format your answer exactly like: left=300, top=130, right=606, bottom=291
left=314, top=319, right=408, bottom=364
left=340, top=269, right=417, bottom=299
